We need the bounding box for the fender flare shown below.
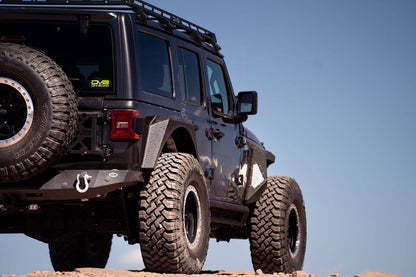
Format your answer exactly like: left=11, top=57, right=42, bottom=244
left=244, top=148, right=275, bottom=205
left=140, top=115, right=198, bottom=170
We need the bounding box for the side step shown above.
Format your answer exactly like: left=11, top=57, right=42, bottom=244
left=210, top=200, right=249, bottom=227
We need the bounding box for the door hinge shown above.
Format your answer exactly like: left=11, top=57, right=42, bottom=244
left=235, top=136, right=246, bottom=148
left=205, top=127, right=214, bottom=140
left=204, top=168, right=214, bottom=180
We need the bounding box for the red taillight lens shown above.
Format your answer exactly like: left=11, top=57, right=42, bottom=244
left=110, top=110, right=141, bottom=140
left=0, top=36, right=25, bottom=42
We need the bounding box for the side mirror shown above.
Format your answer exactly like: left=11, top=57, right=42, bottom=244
left=237, top=91, right=258, bottom=115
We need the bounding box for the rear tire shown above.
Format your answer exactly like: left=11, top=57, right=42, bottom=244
left=249, top=176, right=307, bottom=273
left=138, top=153, right=210, bottom=274
left=49, top=232, right=112, bottom=271
left=0, top=42, right=77, bottom=183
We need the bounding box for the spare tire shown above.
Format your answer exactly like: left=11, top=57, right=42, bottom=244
left=0, top=43, right=77, bottom=183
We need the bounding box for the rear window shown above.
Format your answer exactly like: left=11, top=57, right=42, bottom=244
left=136, top=32, right=173, bottom=98
left=0, top=22, right=114, bottom=94
left=177, top=47, right=202, bottom=106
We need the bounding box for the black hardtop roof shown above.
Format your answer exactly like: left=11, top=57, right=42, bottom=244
left=0, top=0, right=221, bottom=52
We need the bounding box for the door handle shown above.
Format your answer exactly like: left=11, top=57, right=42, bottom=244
left=212, top=128, right=224, bottom=140
left=206, top=127, right=225, bottom=141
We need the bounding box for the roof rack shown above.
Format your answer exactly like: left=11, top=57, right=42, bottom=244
left=0, top=0, right=222, bottom=53
left=131, top=0, right=221, bottom=52
left=0, top=0, right=127, bottom=4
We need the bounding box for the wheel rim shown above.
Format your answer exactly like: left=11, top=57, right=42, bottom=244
left=288, top=203, right=300, bottom=257
left=183, top=184, right=202, bottom=249
left=0, top=77, right=34, bottom=147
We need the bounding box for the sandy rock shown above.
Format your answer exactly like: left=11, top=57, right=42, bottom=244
left=354, top=273, right=403, bottom=277
left=292, top=272, right=309, bottom=277
left=2, top=268, right=406, bottom=277
left=76, top=268, right=142, bottom=277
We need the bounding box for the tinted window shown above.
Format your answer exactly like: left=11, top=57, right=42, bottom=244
left=206, top=60, right=229, bottom=114
left=137, top=32, right=172, bottom=97
left=0, top=22, right=114, bottom=93
left=178, top=48, right=202, bottom=105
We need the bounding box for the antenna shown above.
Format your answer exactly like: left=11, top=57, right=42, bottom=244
left=242, top=36, right=245, bottom=90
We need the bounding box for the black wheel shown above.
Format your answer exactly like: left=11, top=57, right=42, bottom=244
left=49, top=232, right=112, bottom=271
left=249, top=176, right=307, bottom=273
left=139, top=153, right=210, bottom=274
left=0, top=42, right=77, bottom=183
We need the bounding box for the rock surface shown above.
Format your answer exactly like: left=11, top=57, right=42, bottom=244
left=0, top=268, right=405, bottom=277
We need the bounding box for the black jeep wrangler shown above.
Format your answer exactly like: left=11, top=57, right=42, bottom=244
left=0, top=0, right=306, bottom=274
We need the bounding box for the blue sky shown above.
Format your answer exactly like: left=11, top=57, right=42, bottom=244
left=1, top=0, right=415, bottom=276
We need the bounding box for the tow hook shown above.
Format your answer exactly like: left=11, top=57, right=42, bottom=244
left=75, top=172, right=92, bottom=193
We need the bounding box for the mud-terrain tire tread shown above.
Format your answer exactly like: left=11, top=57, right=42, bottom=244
left=249, top=176, right=306, bottom=273
left=138, top=153, right=210, bottom=274
left=0, top=42, right=77, bottom=183
left=49, top=233, right=112, bottom=271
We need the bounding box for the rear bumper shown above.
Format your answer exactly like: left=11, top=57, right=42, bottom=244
left=0, top=169, right=143, bottom=203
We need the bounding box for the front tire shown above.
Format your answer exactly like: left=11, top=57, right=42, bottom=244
left=48, top=232, right=112, bottom=271
left=138, top=153, right=210, bottom=274
left=249, top=176, right=307, bottom=273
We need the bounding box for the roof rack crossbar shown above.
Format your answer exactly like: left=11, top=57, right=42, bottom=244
left=129, top=0, right=221, bottom=51
left=0, top=0, right=129, bottom=4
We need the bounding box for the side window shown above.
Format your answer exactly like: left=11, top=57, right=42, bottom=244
left=206, top=60, right=229, bottom=115
left=177, top=48, right=202, bottom=105
left=136, top=32, right=172, bottom=97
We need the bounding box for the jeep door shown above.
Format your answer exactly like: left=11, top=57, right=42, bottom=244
left=175, top=45, right=212, bottom=182
left=205, top=57, right=244, bottom=203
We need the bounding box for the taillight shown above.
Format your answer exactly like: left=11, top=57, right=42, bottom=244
left=0, top=36, right=25, bottom=42
left=110, top=110, right=141, bottom=140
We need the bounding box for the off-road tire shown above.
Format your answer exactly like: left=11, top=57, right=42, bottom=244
left=249, top=176, right=306, bottom=273
left=49, top=232, right=112, bottom=271
left=0, top=42, right=77, bottom=183
left=139, top=153, right=210, bottom=274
